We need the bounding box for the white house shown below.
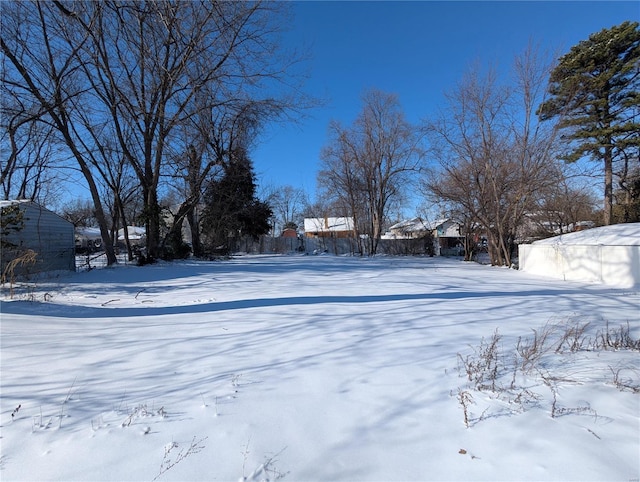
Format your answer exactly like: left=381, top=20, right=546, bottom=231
left=382, top=218, right=464, bottom=255
left=382, top=217, right=430, bottom=239
left=117, top=226, right=146, bottom=245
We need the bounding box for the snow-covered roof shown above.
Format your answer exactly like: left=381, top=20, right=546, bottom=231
left=389, top=218, right=427, bottom=232
left=0, top=199, right=32, bottom=208
left=1, top=199, right=72, bottom=225
left=389, top=218, right=454, bottom=232
left=533, top=223, right=640, bottom=246
left=118, top=226, right=146, bottom=241
left=75, top=227, right=102, bottom=239
left=304, top=217, right=354, bottom=232
left=428, top=218, right=450, bottom=230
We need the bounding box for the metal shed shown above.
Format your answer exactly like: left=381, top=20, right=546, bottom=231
left=1, top=200, right=76, bottom=277
left=518, top=223, right=640, bottom=288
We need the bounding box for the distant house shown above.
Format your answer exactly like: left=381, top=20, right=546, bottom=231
left=282, top=228, right=298, bottom=238
left=1, top=200, right=75, bottom=276
left=117, top=226, right=146, bottom=246
left=517, top=211, right=597, bottom=242
left=382, top=217, right=464, bottom=255
left=558, top=221, right=595, bottom=233
left=430, top=219, right=464, bottom=256
left=75, top=227, right=103, bottom=252
left=382, top=217, right=429, bottom=239
left=304, top=217, right=355, bottom=238
left=75, top=225, right=146, bottom=253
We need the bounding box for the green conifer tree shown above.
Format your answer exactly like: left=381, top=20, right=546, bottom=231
left=201, top=149, right=272, bottom=253
left=538, top=21, right=640, bottom=225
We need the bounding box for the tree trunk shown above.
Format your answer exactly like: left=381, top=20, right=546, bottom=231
left=604, top=144, right=613, bottom=225
left=116, top=197, right=134, bottom=261
left=187, top=207, right=202, bottom=257
left=143, top=187, right=161, bottom=260
left=83, top=164, right=117, bottom=265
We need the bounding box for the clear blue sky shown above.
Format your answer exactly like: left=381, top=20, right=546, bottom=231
left=252, top=0, right=639, bottom=207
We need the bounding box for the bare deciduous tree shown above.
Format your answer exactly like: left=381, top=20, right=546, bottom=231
left=319, top=89, right=425, bottom=255
left=528, top=168, right=598, bottom=238
left=0, top=114, right=63, bottom=203
left=264, top=184, right=307, bottom=235
left=1, top=1, right=119, bottom=264
left=2, top=0, right=308, bottom=262
left=425, top=48, right=560, bottom=266
left=72, top=1, right=289, bottom=259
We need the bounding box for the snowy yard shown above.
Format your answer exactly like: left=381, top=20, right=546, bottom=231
left=1, top=255, right=638, bottom=481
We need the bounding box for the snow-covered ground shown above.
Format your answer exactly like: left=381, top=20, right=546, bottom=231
left=1, top=254, right=638, bottom=481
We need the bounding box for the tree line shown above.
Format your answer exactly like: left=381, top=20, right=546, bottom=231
left=317, top=22, right=639, bottom=264
left=1, top=0, right=308, bottom=263
left=2, top=4, right=638, bottom=266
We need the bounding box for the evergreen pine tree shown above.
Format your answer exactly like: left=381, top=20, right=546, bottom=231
left=201, top=149, right=272, bottom=253
left=538, top=21, right=640, bottom=225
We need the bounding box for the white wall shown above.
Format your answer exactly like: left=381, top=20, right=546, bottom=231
left=519, top=244, right=640, bottom=288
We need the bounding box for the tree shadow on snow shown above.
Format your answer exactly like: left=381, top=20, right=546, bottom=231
left=0, top=287, right=618, bottom=319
